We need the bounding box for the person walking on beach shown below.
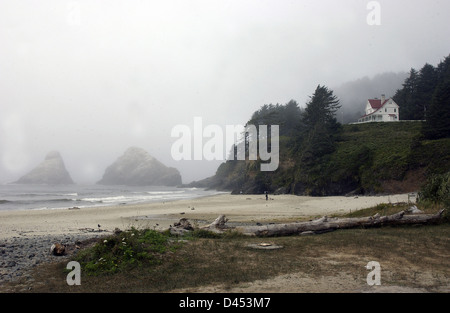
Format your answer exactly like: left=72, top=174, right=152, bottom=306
left=265, top=191, right=268, bottom=201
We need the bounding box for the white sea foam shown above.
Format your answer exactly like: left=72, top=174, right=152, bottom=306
left=0, top=185, right=220, bottom=211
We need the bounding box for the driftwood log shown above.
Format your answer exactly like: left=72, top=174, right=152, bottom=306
left=200, top=215, right=230, bottom=232
left=169, top=218, right=194, bottom=235
left=199, top=210, right=445, bottom=237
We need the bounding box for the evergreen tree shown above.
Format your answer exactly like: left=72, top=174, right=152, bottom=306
left=417, top=63, right=438, bottom=120
left=394, top=62, right=443, bottom=121
left=423, top=78, right=450, bottom=139
left=436, top=54, right=450, bottom=79
left=422, top=55, right=450, bottom=139
left=282, top=100, right=303, bottom=137
left=394, top=68, right=419, bottom=120
left=247, top=100, right=302, bottom=137
left=300, top=85, right=341, bottom=161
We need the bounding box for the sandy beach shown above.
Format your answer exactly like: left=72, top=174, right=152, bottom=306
left=0, top=193, right=411, bottom=240
left=4, top=192, right=445, bottom=292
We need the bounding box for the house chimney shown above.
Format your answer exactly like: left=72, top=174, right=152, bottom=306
left=381, top=94, right=386, bottom=103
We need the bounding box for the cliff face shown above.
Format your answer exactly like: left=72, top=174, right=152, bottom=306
left=97, top=147, right=182, bottom=186
left=15, top=151, right=74, bottom=185
left=190, top=122, right=450, bottom=196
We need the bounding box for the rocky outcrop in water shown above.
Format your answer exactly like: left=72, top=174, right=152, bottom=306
left=15, top=151, right=74, bottom=185
left=97, top=147, right=182, bottom=186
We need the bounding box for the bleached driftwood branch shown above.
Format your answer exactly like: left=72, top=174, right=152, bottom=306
left=200, top=215, right=229, bottom=233
left=197, top=210, right=445, bottom=237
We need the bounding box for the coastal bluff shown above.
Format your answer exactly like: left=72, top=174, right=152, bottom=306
left=97, top=147, right=181, bottom=186
left=14, top=151, right=74, bottom=185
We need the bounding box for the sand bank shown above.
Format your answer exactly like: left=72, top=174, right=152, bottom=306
left=0, top=193, right=412, bottom=240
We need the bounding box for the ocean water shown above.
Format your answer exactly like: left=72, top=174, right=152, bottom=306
left=0, top=184, right=222, bottom=211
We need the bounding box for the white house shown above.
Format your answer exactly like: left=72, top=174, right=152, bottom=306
left=358, top=94, right=400, bottom=123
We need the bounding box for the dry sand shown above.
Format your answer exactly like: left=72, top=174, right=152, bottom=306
left=0, top=193, right=411, bottom=240
left=3, top=192, right=445, bottom=293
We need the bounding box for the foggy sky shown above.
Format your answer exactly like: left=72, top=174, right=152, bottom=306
left=1, top=0, right=450, bottom=184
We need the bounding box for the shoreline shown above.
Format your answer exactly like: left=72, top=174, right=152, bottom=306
left=0, top=184, right=219, bottom=213
left=0, top=192, right=412, bottom=241
left=0, top=192, right=412, bottom=285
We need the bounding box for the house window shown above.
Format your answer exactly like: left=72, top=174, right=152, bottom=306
left=394, top=108, right=397, bottom=112
left=385, top=108, right=387, bottom=112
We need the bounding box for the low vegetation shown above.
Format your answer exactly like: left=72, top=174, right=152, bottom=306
left=193, top=55, right=450, bottom=196
left=1, top=200, right=447, bottom=293
left=206, top=119, right=449, bottom=196
left=73, top=227, right=180, bottom=276
left=419, top=172, right=450, bottom=206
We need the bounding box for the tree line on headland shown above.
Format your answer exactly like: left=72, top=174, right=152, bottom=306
left=393, top=54, right=450, bottom=139
left=190, top=55, right=450, bottom=200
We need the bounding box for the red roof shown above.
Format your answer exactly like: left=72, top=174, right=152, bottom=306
left=359, top=98, right=392, bottom=119
left=368, top=99, right=389, bottom=109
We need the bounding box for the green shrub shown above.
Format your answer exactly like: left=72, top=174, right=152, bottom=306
left=75, top=227, right=177, bottom=276
left=418, top=172, right=450, bottom=206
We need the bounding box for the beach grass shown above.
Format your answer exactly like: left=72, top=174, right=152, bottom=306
left=2, top=203, right=448, bottom=293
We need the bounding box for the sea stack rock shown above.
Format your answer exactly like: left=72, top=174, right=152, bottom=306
left=15, top=151, right=74, bottom=184
left=97, top=147, right=182, bottom=186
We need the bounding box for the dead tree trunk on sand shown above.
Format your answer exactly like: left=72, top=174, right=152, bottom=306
left=200, top=215, right=229, bottom=233
left=199, top=210, right=445, bottom=237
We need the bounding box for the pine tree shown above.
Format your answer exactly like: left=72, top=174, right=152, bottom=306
left=394, top=68, right=419, bottom=120
left=423, top=79, right=450, bottom=138
left=422, top=55, right=450, bottom=139
left=301, top=85, right=341, bottom=161
left=417, top=63, right=438, bottom=120
left=303, top=85, right=340, bottom=127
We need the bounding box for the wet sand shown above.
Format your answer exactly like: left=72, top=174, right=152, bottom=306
left=0, top=193, right=411, bottom=240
